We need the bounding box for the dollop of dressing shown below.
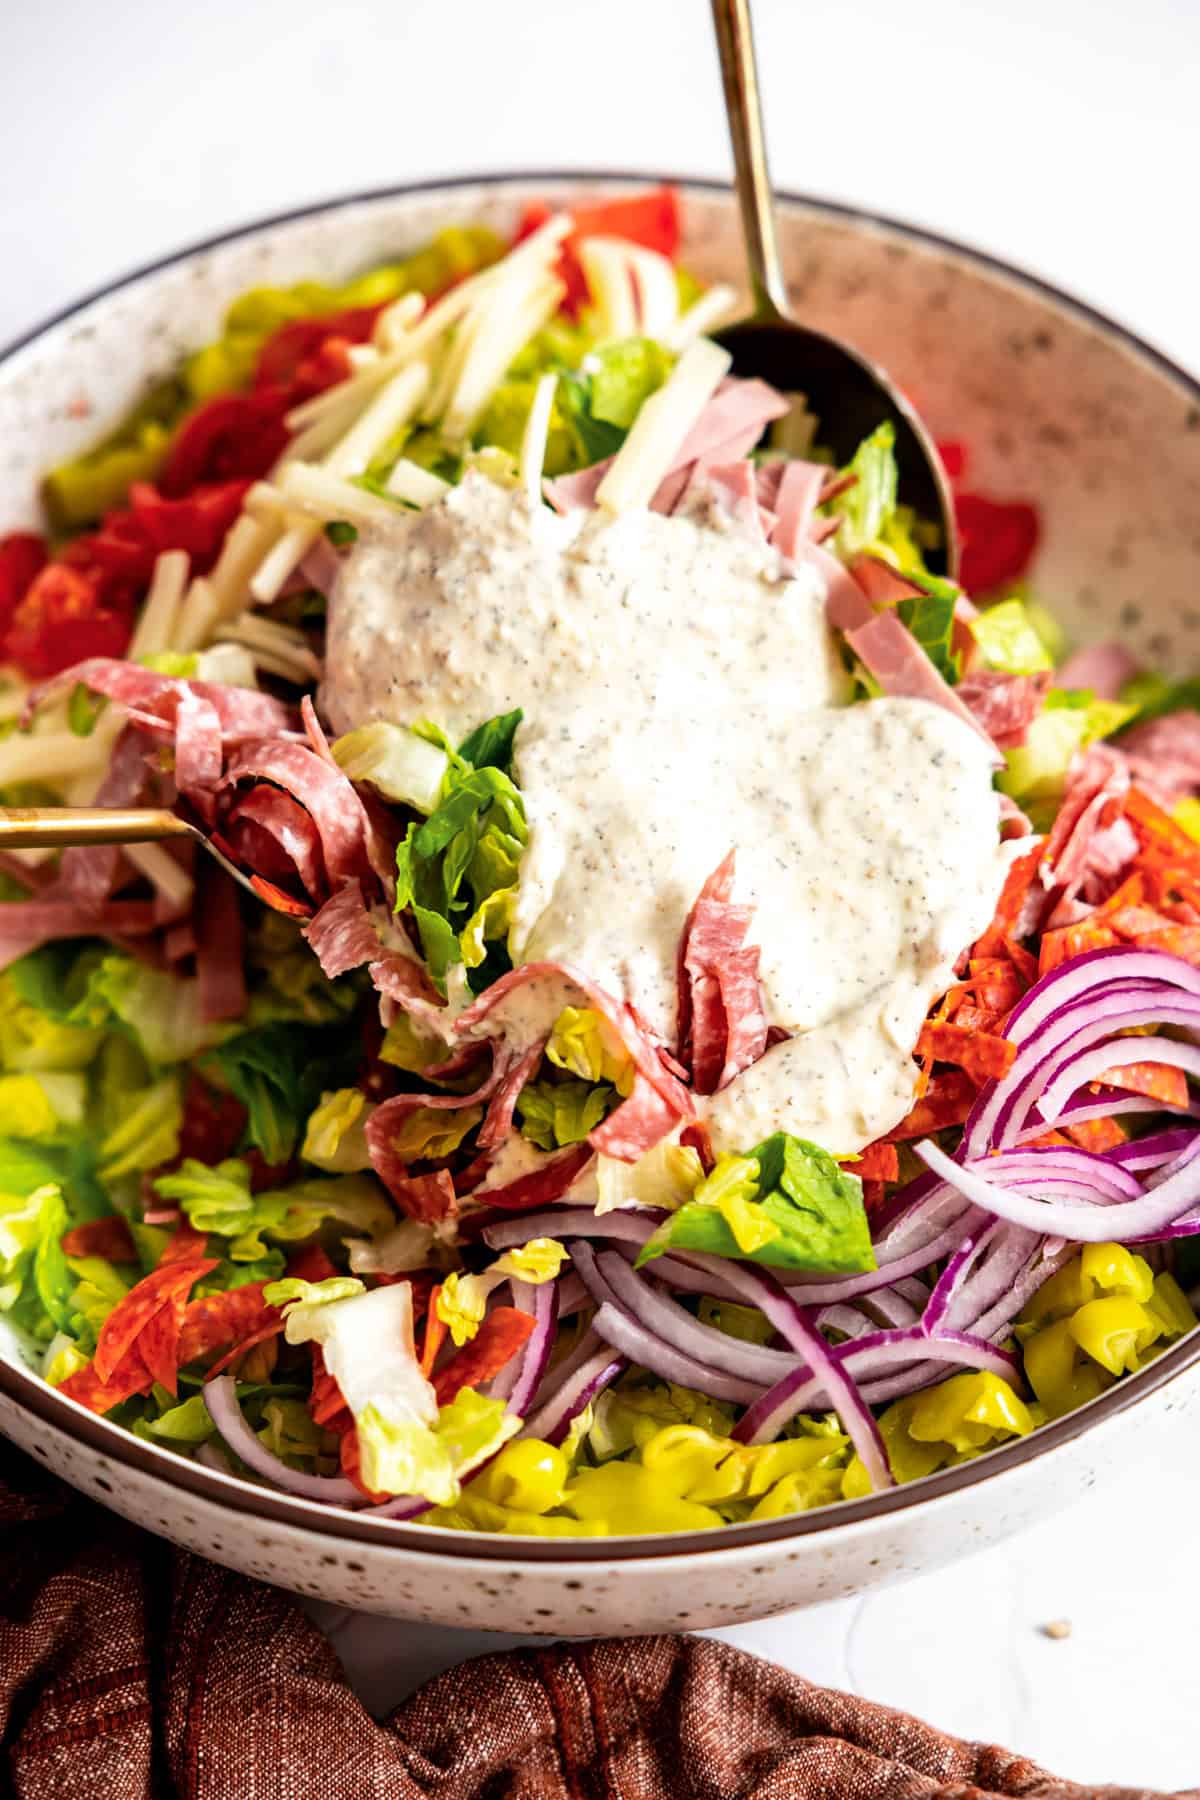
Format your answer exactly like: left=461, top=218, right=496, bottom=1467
left=324, top=473, right=1011, bottom=1153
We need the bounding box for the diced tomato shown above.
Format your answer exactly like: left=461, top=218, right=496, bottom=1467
left=254, top=307, right=382, bottom=397
left=516, top=186, right=681, bottom=313
left=61, top=1216, right=138, bottom=1264
left=3, top=563, right=131, bottom=677
left=955, top=493, right=1040, bottom=596
left=0, top=532, right=47, bottom=635
left=126, top=479, right=251, bottom=570
left=160, top=390, right=290, bottom=496
left=936, top=440, right=967, bottom=482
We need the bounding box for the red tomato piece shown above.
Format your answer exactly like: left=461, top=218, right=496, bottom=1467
left=3, top=563, right=131, bottom=677
left=160, top=391, right=291, bottom=496
left=0, top=532, right=47, bottom=634
left=254, top=307, right=381, bottom=396
left=955, top=492, right=1040, bottom=596
left=126, top=479, right=251, bottom=570
left=516, top=186, right=681, bottom=313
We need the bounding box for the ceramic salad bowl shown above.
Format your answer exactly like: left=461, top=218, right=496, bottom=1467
left=1, top=173, right=1199, bottom=1636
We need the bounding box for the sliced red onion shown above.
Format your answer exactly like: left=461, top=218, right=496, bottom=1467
left=505, top=1278, right=560, bottom=1418
left=918, top=1138, right=1200, bottom=1242
left=519, top=1343, right=625, bottom=1445
left=1037, top=1038, right=1200, bottom=1127
left=1109, top=1129, right=1197, bottom=1171
left=969, top=1239, right=1076, bottom=1341
left=590, top=1300, right=763, bottom=1405
left=582, top=1246, right=798, bottom=1387
left=772, top=1212, right=974, bottom=1305
left=1015, top=1092, right=1199, bottom=1143
left=732, top=1326, right=1019, bottom=1446
left=366, top=1495, right=432, bottom=1520
left=484, top=1207, right=663, bottom=1253
left=205, top=1377, right=364, bottom=1505
left=695, top=1260, right=892, bottom=1489
left=975, top=1147, right=1142, bottom=1203
left=556, top=1272, right=590, bottom=1316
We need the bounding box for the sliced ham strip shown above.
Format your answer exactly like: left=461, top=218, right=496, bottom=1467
left=543, top=375, right=788, bottom=516
left=802, top=542, right=874, bottom=633
left=1058, top=642, right=1138, bottom=699
left=770, top=462, right=826, bottom=559
left=1040, top=745, right=1137, bottom=928
left=844, top=610, right=996, bottom=750
left=1118, top=711, right=1200, bottom=800
left=701, top=462, right=762, bottom=538
left=850, top=556, right=925, bottom=606
left=956, top=671, right=1051, bottom=749
left=998, top=792, right=1035, bottom=840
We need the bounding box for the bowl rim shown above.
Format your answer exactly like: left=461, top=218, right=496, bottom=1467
left=3, top=167, right=1198, bottom=1565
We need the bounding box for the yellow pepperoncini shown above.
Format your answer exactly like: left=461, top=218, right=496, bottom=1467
left=588, top=1381, right=736, bottom=1458
left=1017, top=1244, right=1196, bottom=1419
left=388, top=1104, right=482, bottom=1163
left=639, top=1423, right=848, bottom=1506
left=562, top=1462, right=725, bottom=1534
left=843, top=1371, right=1037, bottom=1497
left=470, top=1439, right=569, bottom=1514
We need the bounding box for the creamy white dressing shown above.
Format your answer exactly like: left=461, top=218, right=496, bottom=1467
left=324, top=473, right=1012, bottom=1155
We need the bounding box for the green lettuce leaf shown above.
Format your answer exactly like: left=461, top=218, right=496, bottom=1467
left=155, top=1161, right=394, bottom=1261
left=896, top=590, right=960, bottom=686
left=517, top=1077, right=614, bottom=1151
left=206, top=1021, right=358, bottom=1163
left=637, top=1133, right=875, bottom=1275
left=836, top=422, right=899, bottom=558
left=1120, top=671, right=1200, bottom=726
left=971, top=598, right=1054, bottom=676
left=999, top=687, right=1139, bottom=805
left=358, top=1387, right=519, bottom=1504
left=394, top=718, right=529, bottom=993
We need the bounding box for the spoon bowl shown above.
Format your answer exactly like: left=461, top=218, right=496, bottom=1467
left=711, top=0, right=958, bottom=575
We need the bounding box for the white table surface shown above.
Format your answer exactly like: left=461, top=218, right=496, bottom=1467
left=4, top=0, right=1200, bottom=1788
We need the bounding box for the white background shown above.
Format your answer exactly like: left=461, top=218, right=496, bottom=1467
left=4, top=0, right=1200, bottom=1787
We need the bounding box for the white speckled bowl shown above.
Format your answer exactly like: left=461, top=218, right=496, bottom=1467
left=2, top=174, right=1199, bottom=1635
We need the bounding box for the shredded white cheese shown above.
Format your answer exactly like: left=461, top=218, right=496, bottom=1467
left=520, top=371, right=558, bottom=502
left=385, top=459, right=452, bottom=508
left=127, top=550, right=189, bottom=662
left=577, top=238, right=639, bottom=341
left=595, top=338, right=732, bottom=512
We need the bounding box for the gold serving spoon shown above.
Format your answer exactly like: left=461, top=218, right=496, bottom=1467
left=710, top=0, right=958, bottom=575
left=0, top=805, right=262, bottom=900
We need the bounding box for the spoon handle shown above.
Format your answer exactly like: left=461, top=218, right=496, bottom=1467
left=710, top=0, right=789, bottom=322
left=0, top=806, right=195, bottom=849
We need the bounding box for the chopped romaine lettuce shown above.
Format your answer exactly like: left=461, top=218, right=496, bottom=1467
left=637, top=1132, right=875, bottom=1274
left=971, top=598, right=1054, bottom=675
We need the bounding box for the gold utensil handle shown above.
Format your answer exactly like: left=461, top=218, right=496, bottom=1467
left=0, top=807, right=197, bottom=850
left=710, top=0, right=789, bottom=321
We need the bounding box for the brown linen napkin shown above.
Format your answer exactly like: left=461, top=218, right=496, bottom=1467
left=0, top=1441, right=1179, bottom=1798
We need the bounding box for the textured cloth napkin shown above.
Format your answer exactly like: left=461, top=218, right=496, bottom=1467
left=0, top=1441, right=1181, bottom=1799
